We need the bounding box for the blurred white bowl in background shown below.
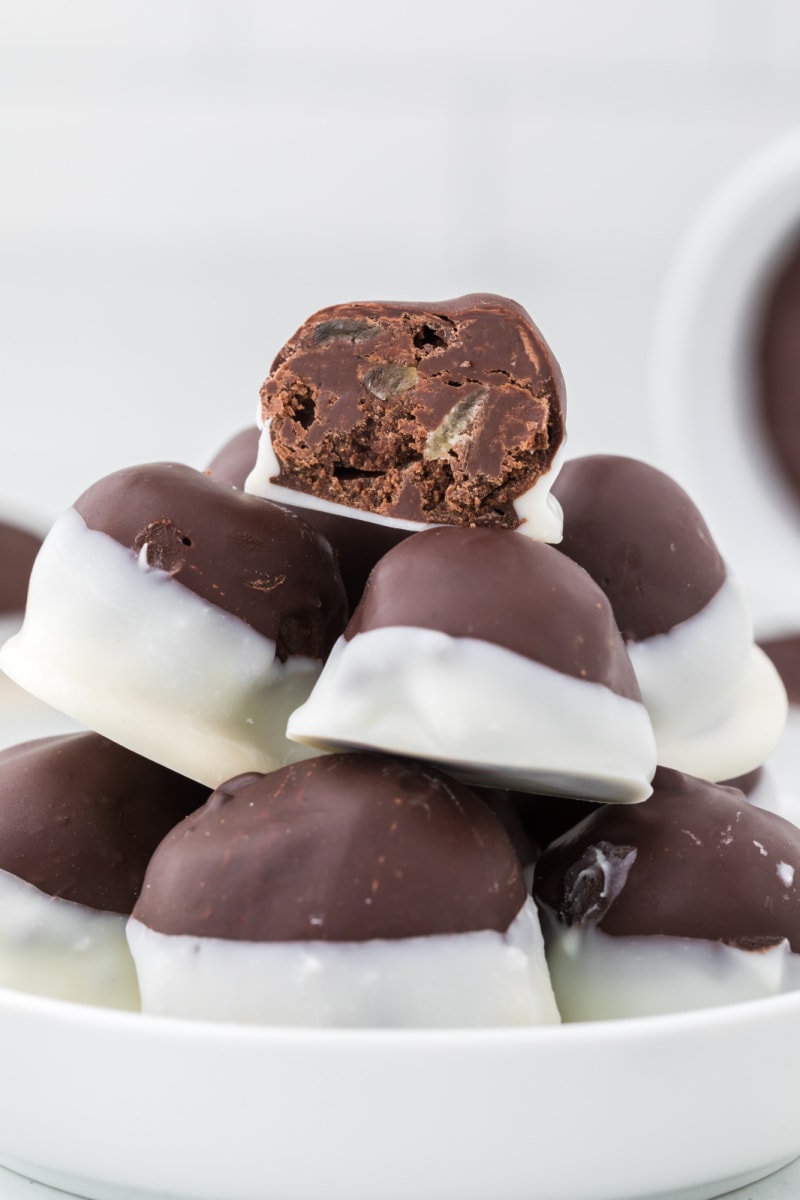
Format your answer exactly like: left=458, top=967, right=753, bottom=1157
left=650, top=128, right=800, bottom=643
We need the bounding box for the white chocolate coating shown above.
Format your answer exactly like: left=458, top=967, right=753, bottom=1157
left=0, top=508, right=322, bottom=788
left=627, top=576, right=788, bottom=781
left=245, top=421, right=565, bottom=543
left=287, top=627, right=657, bottom=802
left=0, top=867, right=139, bottom=1011
left=541, top=915, right=800, bottom=1022
left=127, top=898, right=559, bottom=1028
left=650, top=647, right=787, bottom=783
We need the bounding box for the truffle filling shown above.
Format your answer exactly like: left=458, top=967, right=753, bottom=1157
left=246, top=422, right=565, bottom=544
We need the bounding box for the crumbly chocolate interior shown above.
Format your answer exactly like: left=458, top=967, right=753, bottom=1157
left=260, top=294, right=565, bottom=528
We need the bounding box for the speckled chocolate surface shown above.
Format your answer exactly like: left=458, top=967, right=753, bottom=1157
left=74, top=462, right=348, bottom=661
left=553, top=454, right=726, bottom=640
left=260, top=294, right=565, bottom=529
left=0, top=520, right=42, bottom=615
left=0, top=733, right=208, bottom=913
left=345, top=526, right=642, bottom=699
left=534, top=766, right=800, bottom=950
left=133, top=753, right=527, bottom=942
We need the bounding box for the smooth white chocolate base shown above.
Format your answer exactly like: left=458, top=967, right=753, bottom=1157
left=127, top=898, right=559, bottom=1028
left=627, top=576, right=788, bottom=781
left=0, top=508, right=321, bottom=788
left=245, top=420, right=565, bottom=544
left=0, top=867, right=139, bottom=1011
left=288, top=626, right=657, bottom=802
left=541, top=914, right=800, bottom=1022
left=651, top=647, right=787, bottom=783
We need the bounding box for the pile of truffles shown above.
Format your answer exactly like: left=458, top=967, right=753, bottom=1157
left=0, top=292, right=795, bottom=1026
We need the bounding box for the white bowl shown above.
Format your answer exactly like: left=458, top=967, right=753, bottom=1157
left=0, top=984, right=799, bottom=1200
left=650, top=128, right=800, bottom=642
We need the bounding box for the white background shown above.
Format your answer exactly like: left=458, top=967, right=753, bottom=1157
left=4, top=0, right=800, bottom=532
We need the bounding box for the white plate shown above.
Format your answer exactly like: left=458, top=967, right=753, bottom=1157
left=0, top=984, right=799, bottom=1200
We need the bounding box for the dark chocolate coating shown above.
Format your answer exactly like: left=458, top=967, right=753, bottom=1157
left=0, top=520, right=42, bottom=615
left=260, top=294, right=565, bottom=530
left=205, top=426, right=260, bottom=490
left=345, top=526, right=642, bottom=699
left=759, top=635, right=800, bottom=706
left=755, top=232, right=800, bottom=514
left=507, top=792, right=601, bottom=854
left=0, top=733, right=208, bottom=914
left=134, top=753, right=527, bottom=942
left=720, top=766, right=764, bottom=798
left=74, top=462, right=348, bottom=662
left=534, top=766, right=800, bottom=951
left=553, top=455, right=726, bottom=640
left=206, top=426, right=411, bottom=613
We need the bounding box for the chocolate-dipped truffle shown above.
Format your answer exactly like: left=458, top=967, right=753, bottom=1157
left=534, top=767, right=800, bottom=1020
left=0, top=463, right=348, bottom=787
left=128, top=753, right=559, bottom=1027
left=247, top=294, right=566, bottom=545
left=553, top=454, right=787, bottom=781
left=0, top=732, right=208, bottom=1009
left=288, top=526, right=657, bottom=801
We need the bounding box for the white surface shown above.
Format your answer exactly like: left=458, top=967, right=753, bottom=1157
left=5, top=4, right=800, bottom=529
left=0, top=985, right=800, bottom=1200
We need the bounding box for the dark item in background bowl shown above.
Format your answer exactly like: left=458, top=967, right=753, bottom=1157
left=755, top=232, right=800, bottom=519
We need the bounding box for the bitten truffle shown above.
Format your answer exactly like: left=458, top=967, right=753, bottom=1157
left=288, top=526, right=657, bottom=801
left=0, top=732, right=208, bottom=1009
left=553, top=454, right=787, bottom=780
left=534, top=767, right=800, bottom=1020
left=128, top=753, right=559, bottom=1027
left=0, top=463, right=348, bottom=787
left=248, top=294, right=566, bottom=544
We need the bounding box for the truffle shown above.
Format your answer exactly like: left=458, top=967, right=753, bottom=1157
left=534, top=767, right=800, bottom=1019
left=0, top=463, right=348, bottom=787
left=0, top=732, right=207, bottom=1009
left=553, top=454, right=787, bottom=780
left=128, top=753, right=559, bottom=1027
left=288, top=526, right=657, bottom=801
left=247, top=294, right=566, bottom=543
